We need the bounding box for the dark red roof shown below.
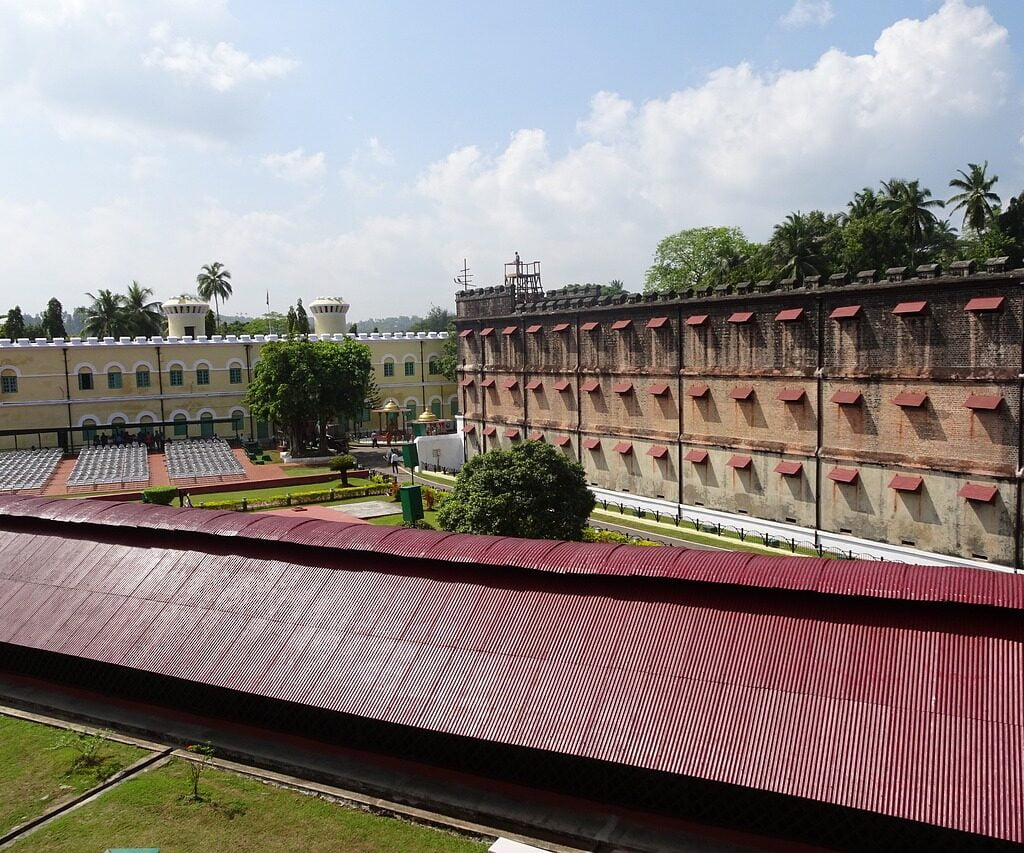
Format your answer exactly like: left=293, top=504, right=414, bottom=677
left=959, top=482, right=999, bottom=503
left=777, top=388, right=805, bottom=402
left=684, top=449, right=708, bottom=463
left=893, top=391, right=928, bottom=408
left=611, top=319, right=631, bottom=330
left=480, top=377, right=495, bottom=388
left=728, top=311, right=753, bottom=324
left=3, top=497, right=1021, bottom=843
left=774, top=461, right=802, bottom=476
left=483, top=425, right=496, bottom=436
left=525, top=378, right=542, bottom=391
left=581, top=321, right=599, bottom=331
left=554, top=435, right=571, bottom=447
left=729, top=386, right=754, bottom=401
left=554, top=379, right=571, bottom=392
left=460, top=377, right=474, bottom=387
left=526, top=324, right=542, bottom=333
left=458, top=329, right=473, bottom=337
left=892, top=301, right=927, bottom=315
left=502, top=378, right=518, bottom=390
left=582, top=437, right=600, bottom=450
left=685, top=314, right=708, bottom=326
left=831, top=390, right=862, bottom=405
left=528, top=431, right=544, bottom=441
left=889, top=474, right=923, bottom=492
left=613, top=441, right=633, bottom=454
left=646, top=316, right=669, bottom=329
left=612, top=382, right=633, bottom=394
left=828, top=466, right=859, bottom=484
left=965, top=296, right=1005, bottom=312
left=686, top=383, right=710, bottom=398
left=581, top=379, right=600, bottom=393
left=479, top=326, right=495, bottom=336
left=647, top=445, right=668, bottom=458
left=830, top=305, right=861, bottom=319
left=648, top=382, right=670, bottom=396
left=462, top=424, right=476, bottom=434
left=965, top=394, right=1002, bottom=411
left=502, top=325, right=518, bottom=335
left=504, top=428, right=520, bottom=439
left=775, top=308, right=803, bottom=322
left=552, top=322, right=570, bottom=332
left=726, top=454, right=752, bottom=469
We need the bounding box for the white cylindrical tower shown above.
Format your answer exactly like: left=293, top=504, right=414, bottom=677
left=162, top=295, right=210, bottom=338
left=309, top=297, right=351, bottom=335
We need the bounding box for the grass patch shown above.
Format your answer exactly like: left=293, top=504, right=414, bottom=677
left=9, top=757, right=485, bottom=852
left=191, top=478, right=373, bottom=505
left=0, top=716, right=148, bottom=835
left=367, top=510, right=440, bottom=528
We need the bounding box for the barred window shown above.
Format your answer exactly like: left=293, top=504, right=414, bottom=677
left=0, top=373, right=17, bottom=394
left=196, top=367, right=210, bottom=385
left=136, top=369, right=150, bottom=388
left=169, top=368, right=183, bottom=387
left=383, top=361, right=395, bottom=377
left=229, top=366, right=243, bottom=384
left=404, top=360, right=416, bottom=376
left=78, top=371, right=93, bottom=391
left=107, top=370, right=122, bottom=390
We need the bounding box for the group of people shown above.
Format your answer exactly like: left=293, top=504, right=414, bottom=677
left=91, top=429, right=166, bottom=452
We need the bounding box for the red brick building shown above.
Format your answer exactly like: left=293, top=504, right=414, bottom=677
left=455, top=262, right=1023, bottom=568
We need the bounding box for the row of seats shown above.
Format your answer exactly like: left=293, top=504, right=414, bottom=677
left=0, top=448, right=63, bottom=492
left=67, top=445, right=149, bottom=487
left=165, top=438, right=244, bottom=480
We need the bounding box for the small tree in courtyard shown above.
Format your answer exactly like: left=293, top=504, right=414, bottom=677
left=329, top=453, right=357, bottom=486
left=437, top=441, right=595, bottom=540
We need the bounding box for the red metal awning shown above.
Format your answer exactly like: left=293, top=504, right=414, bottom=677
left=892, top=301, right=927, bottom=315
left=480, top=377, right=496, bottom=388
left=554, top=379, right=571, bottom=392
left=831, top=390, right=862, bottom=405
left=613, top=382, right=633, bottom=394
left=502, top=378, right=519, bottom=390
left=581, top=379, right=600, bottom=393
left=965, top=296, right=1005, bottom=312
left=646, top=316, right=669, bottom=329
left=775, top=308, right=804, bottom=322
left=613, top=441, right=633, bottom=454
left=648, top=382, right=670, bottom=396
left=582, top=437, right=600, bottom=450
left=505, top=428, right=520, bottom=439
left=727, top=454, right=752, bottom=469
left=889, top=474, right=923, bottom=492
left=965, top=394, right=1002, bottom=411
left=526, top=324, right=543, bottom=333
left=777, top=388, right=805, bottom=402
left=528, top=431, right=544, bottom=441
left=728, top=311, right=754, bottom=324
left=686, top=314, right=709, bottom=326
left=502, top=325, right=518, bottom=335
left=958, top=482, right=999, bottom=503
left=554, top=435, right=571, bottom=446
left=581, top=321, right=599, bottom=331
left=458, top=329, right=474, bottom=338
left=774, top=461, right=802, bottom=476
left=684, top=449, right=709, bottom=463
left=830, top=305, right=862, bottom=319
left=828, top=466, right=859, bottom=484
left=462, top=424, right=476, bottom=434
left=647, top=445, right=668, bottom=458
left=611, top=319, right=632, bottom=330
left=525, top=379, right=543, bottom=391
left=729, top=386, right=754, bottom=400
left=893, top=391, right=928, bottom=408
left=552, top=322, right=570, bottom=332
left=460, top=377, right=474, bottom=387
left=479, top=326, right=495, bottom=336
left=686, top=383, right=710, bottom=398
left=483, top=425, right=497, bottom=436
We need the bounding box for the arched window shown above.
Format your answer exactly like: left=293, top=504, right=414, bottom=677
left=430, top=399, right=442, bottom=418
left=135, top=367, right=151, bottom=388
left=110, top=416, right=126, bottom=437
left=195, top=363, right=211, bottom=386
left=78, top=368, right=93, bottom=391
left=230, top=409, right=245, bottom=432
left=107, top=368, right=123, bottom=390
left=82, top=419, right=97, bottom=442
left=382, top=357, right=395, bottom=378
left=169, top=366, right=184, bottom=387
left=404, top=357, right=416, bottom=377
left=138, top=415, right=154, bottom=436
left=200, top=412, right=214, bottom=438
left=0, top=369, right=17, bottom=394
left=173, top=413, right=188, bottom=437
left=428, top=357, right=442, bottom=375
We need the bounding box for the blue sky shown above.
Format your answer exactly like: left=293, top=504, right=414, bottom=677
left=1, top=0, right=1022, bottom=321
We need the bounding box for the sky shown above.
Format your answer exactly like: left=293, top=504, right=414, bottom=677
left=1, top=0, right=1022, bottom=322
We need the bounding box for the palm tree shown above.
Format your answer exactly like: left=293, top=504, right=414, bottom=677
left=83, top=289, right=126, bottom=338
left=123, top=281, right=163, bottom=337
left=844, top=187, right=881, bottom=222
left=948, top=161, right=1000, bottom=233
left=770, top=212, right=824, bottom=281
left=195, top=262, right=233, bottom=332
left=881, top=178, right=944, bottom=266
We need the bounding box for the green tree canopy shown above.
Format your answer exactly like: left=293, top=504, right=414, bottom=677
left=83, top=289, right=126, bottom=338
left=437, top=441, right=595, bottom=540
left=409, top=305, right=454, bottom=332
left=644, top=226, right=754, bottom=293
left=5, top=306, right=26, bottom=339
left=124, top=281, right=163, bottom=337
left=438, top=321, right=458, bottom=382
left=244, top=338, right=373, bottom=454
left=948, top=161, right=1000, bottom=233
left=40, top=298, right=68, bottom=339
left=295, top=298, right=310, bottom=336
left=195, top=262, right=232, bottom=332
left=881, top=178, right=944, bottom=266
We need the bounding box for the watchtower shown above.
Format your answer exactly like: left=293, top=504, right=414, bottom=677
left=505, top=254, right=543, bottom=301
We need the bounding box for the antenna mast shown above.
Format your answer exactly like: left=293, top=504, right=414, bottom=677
left=454, top=258, right=473, bottom=290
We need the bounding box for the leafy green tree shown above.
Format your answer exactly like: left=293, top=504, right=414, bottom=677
left=195, top=261, right=232, bottom=332
left=328, top=454, right=358, bottom=486
left=438, top=321, right=458, bottom=382
left=881, top=178, right=944, bottom=266
left=770, top=211, right=833, bottom=281
left=310, top=338, right=373, bottom=451
left=644, top=226, right=754, bottom=293
left=409, top=305, right=454, bottom=333
left=5, top=306, right=26, bottom=339
left=948, top=161, right=1000, bottom=233
left=437, top=441, right=595, bottom=540
left=40, top=298, right=68, bottom=339
left=83, top=290, right=126, bottom=338
left=603, top=279, right=626, bottom=296
left=123, top=281, right=163, bottom=337
left=204, top=310, right=217, bottom=337
left=286, top=306, right=297, bottom=338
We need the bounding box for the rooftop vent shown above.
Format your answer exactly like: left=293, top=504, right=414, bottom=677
left=803, top=275, right=822, bottom=289
left=856, top=269, right=877, bottom=284
left=829, top=272, right=850, bottom=286
left=915, top=263, right=941, bottom=279
left=949, top=259, right=976, bottom=277
left=885, top=266, right=909, bottom=282
left=754, top=279, right=775, bottom=293
left=986, top=256, right=1011, bottom=273
left=733, top=280, right=752, bottom=295
left=779, top=277, right=798, bottom=290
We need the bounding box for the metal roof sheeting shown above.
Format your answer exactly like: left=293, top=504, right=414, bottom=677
left=2, top=502, right=1022, bottom=843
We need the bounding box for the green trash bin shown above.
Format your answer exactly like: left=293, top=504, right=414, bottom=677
left=399, top=485, right=424, bottom=523
left=402, top=443, right=419, bottom=468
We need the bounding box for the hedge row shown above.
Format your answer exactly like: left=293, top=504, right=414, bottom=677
left=198, top=483, right=392, bottom=512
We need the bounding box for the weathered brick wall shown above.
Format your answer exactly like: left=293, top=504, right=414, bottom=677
left=524, top=318, right=579, bottom=372
left=455, top=288, right=516, bottom=320
left=479, top=374, right=524, bottom=426
left=578, top=374, right=678, bottom=441
left=523, top=373, right=578, bottom=431
left=580, top=435, right=678, bottom=500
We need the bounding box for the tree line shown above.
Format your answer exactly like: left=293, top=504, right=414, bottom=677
left=644, top=162, right=1019, bottom=293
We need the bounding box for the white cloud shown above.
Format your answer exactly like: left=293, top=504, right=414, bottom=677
left=781, top=0, right=834, bottom=28
left=129, top=154, right=166, bottom=180
left=143, top=38, right=297, bottom=92
left=260, top=148, right=326, bottom=182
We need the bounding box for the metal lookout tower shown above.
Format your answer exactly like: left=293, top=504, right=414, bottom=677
left=505, top=253, right=543, bottom=301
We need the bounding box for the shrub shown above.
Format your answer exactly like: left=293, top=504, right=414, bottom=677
left=582, top=527, right=662, bottom=546
left=328, top=453, right=357, bottom=486
left=143, top=486, right=178, bottom=506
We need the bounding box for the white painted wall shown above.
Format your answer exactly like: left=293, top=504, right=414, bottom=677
left=414, top=433, right=465, bottom=472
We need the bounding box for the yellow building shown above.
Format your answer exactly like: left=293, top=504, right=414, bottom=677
left=0, top=295, right=456, bottom=450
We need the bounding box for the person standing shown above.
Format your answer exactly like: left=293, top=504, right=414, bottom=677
left=390, top=449, right=400, bottom=475
left=371, top=430, right=378, bottom=448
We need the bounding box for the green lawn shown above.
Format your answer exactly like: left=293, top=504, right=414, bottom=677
left=367, top=510, right=440, bottom=527
left=9, top=757, right=486, bottom=853
left=192, top=477, right=374, bottom=505
left=0, top=716, right=148, bottom=835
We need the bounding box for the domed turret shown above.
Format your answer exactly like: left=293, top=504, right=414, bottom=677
left=162, top=295, right=209, bottom=338
left=309, top=296, right=350, bottom=335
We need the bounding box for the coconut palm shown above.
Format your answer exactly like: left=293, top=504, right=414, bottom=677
left=881, top=179, right=944, bottom=267
left=195, top=262, right=233, bottom=332
left=844, top=187, right=881, bottom=222
left=123, top=281, right=163, bottom=337
left=948, top=161, right=1000, bottom=233
left=83, top=289, right=127, bottom=338
left=770, top=212, right=824, bottom=281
